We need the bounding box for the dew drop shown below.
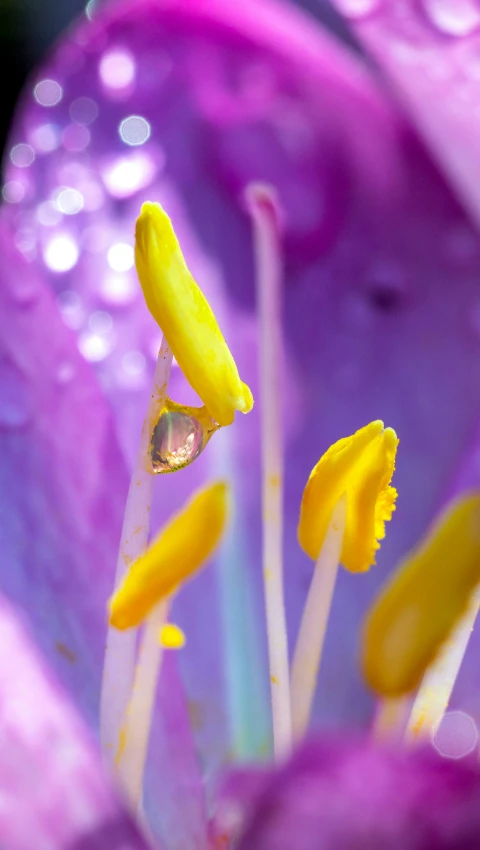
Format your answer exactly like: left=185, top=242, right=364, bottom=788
left=2, top=181, right=26, bottom=204
left=10, top=144, right=35, bottom=168
left=99, top=50, right=136, bottom=90
left=119, top=115, right=151, bottom=147
left=150, top=410, right=204, bottom=472
left=335, top=0, right=381, bottom=19
left=421, top=0, right=480, bottom=36
left=78, top=331, right=113, bottom=362
left=69, top=96, right=98, bottom=125
left=44, top=234, right=79, bottom=272
left=433, top=711, right=478, bottom=758
left=149, top=403, right=218, bottom=473
left=33, top=79, right=63, bottom=107
left=107, top=242, right=134, bottom=271
left=0, top=360, right=31, bottom=430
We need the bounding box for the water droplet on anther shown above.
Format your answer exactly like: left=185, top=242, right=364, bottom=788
left=149, top=400, right=219, bottom=473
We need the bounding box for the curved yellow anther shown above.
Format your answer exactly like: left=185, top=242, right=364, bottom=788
left=362, top=493, right=480, bottom=697
left=109, top=481, right=229, bottom=630
left=298, top=421, right=398, bottom=573
left=159, top=623, right=186, bottom=649
left=135, top=202, right=253, bottom=427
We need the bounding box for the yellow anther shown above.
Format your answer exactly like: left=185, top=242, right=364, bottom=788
left=159, top=623, right=186, bottom=649
left=362, top=493, right=480, bottom=697
left=135, top=202, right=253, bottom=427
left=109, top=481, right=229, bottom=630
left=298, top=421, right=398, bottom=572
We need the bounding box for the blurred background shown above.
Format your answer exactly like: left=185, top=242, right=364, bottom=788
left=0, top=0, right=355, bottom=158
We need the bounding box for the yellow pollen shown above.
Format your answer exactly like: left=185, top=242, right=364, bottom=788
left=159, top=623, right=186, bottom=649
left=361, top=493, right=480, bottom=696
left=109, top=481, right=229, bottom=630
left=134, top=201, right=253, bottom=426
left=298, top=420, right=398, bottom=572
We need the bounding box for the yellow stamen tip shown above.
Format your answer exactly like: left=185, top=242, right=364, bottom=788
left=135, top=201, right=253, bottom=426
left=109, top=481, right=229, bottom=630
left=159, top=623, right=186, bottom=649
left=361, top=492, right=480, bottom=697
left=298, top=420, right=398, bottom=572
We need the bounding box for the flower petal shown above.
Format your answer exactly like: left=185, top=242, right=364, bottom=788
left=331, top=0, right=480, bottom=231
left=0, top=592, right=149, bottom=850
left=226, top=736, right=480, bottom=850
left=7, top=0, right=480, bottom=738
left=0, top=224, right=207, bottom=848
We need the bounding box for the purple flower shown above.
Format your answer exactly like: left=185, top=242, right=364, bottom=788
left=221, top=736, right=480, bottom=850
left=2, top=0, right=480, bottom=845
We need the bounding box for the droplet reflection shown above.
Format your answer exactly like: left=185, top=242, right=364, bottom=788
left=149, top=399, right=219, bottom=473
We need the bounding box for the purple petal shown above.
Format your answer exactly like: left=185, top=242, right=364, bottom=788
left=0, top=591, right=149, bottom=850
left=5, top=0, right=480, bottom=749
left=0, top=222, right=206, bottom=847
left=225, top=736, right=480, bottom=850
left=330, top=0, right=480, bottom=230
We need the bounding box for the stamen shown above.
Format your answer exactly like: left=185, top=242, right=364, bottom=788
left=361, top=494, right=480, bottom=742
left=405, top=588, right=480, bottom=743
left=371, top=696, right=411, bottom=743
left=246, top=183, right=292, bottom=758
left=109, top=481, right=229, bottom=630
left=112, top=481, right=228, bottom=810
left=298, top=421, right=398, bottom=574
left=100, top=336, right=172, bottom=763
left=115, top=598, right=170, bottom=811
left=135, top=202, right=253, bottom=426
left=291, top=493, right=347, bottom=739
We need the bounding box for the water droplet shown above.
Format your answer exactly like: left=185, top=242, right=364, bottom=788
left=99, top=50, right=136, bottom=90
left=36, top=201, right=62, bottom=227
left=10, top=144, right=35, bottom=168
left=433, top=711, right=478, bottom=758
left=55, top=187, right=84, bottom=215
left=44, top=234, right=79, bottom=272
left=119, top=115, right=151, bottom=147
left=78, top=331, right=113, bottom=362
left=62, top=123, right=91, bottom=153
left=0, top=360, right=31, bottom=430
left=99, top=273, right=137, bottom=306
left=149, top=400, right=219, bottom=473
left=101, top=151, right=160, bottom=198
left=69, top=96, right=98, bottom=125
left=85, top=0, right=100, bottom=20
left=33, top=79, right=63, bottom=107
left=29, top=123, right=60, bottom=154
left=107, top=242, right=134, bottom=272
left=2, top=181, right=26, bottom=204
left=421, top=0, right=480, bottom=36
left=335, top=0, right=381, bottom=19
